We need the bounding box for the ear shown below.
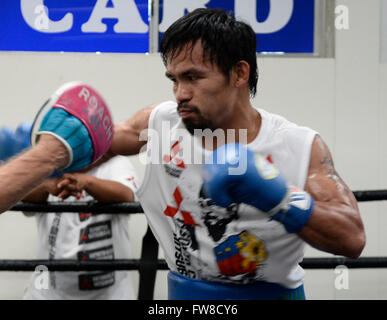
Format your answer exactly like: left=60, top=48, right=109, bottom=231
left=232, top=60, right=250, bottom=89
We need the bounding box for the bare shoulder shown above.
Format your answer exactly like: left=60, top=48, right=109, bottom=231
left=305, top=135, right=357, bottom=207
left=308, top=134, right=335, bottom=173
left=116, top=104, right=156, bottom=132
left=110, top=104, right=157, bottom=156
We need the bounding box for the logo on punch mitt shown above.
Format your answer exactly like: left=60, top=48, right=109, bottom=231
left=55, top=84, right=113, bottom=162
left=31, top=82, right=114, bottom=168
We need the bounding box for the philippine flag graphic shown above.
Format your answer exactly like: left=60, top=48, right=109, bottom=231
left=214, top=231, right=267, bottom=277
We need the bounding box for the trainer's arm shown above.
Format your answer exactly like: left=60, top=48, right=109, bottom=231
left=22, top=178, right=63, bottom=203
left=298, top=135, right=366, bottom=258
left=57, top=173, right=134, bottom=203
left=22, top=184, right=49, bottom=203
left=0, top=135, right=69, bottom=213
left=108, top=105, right=155, bottom=157
left=79, top=176, right=135, bottom=203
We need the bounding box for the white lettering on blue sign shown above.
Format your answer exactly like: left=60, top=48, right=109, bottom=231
left=159, top=0, right=211, bottom=32
left=159, top=0, right=294, bottom=33
left=81, top=0, right=148, bottom=33
left=33, top=4, right=49, bottom=31
left=21, top=0, right=73, bottom=33
left=20, top=0, right=148, bottom=34
left=20, top=0, right=294, bottom=35
left=235, top=0, right=294, bottom=33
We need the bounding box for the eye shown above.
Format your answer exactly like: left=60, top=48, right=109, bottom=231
left=171, top=79, right=178, bottom=92
left=187, top=75, right=197, bottom=81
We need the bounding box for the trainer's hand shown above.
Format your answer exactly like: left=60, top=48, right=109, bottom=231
left=203, top=143, right=314, bottom=233
left=41, top=178, right=62, bottom=196
left=31, top=82, right=113, bottom=172
left=56, top=173, right=88, bottom=199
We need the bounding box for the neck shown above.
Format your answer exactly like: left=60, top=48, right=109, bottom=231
left=220, top=95, right=261, bottom=143
left=228, top=105, right=260, bottom=144
left=201, top=103, right=261, bottom=150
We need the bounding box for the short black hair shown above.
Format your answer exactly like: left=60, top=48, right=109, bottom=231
left=160, top=8, right=259, bottom=97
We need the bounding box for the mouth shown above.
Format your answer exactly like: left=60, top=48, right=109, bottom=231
left=178, top=107, right=197, bottom=119
left=179, top=110, right=194, bottom=119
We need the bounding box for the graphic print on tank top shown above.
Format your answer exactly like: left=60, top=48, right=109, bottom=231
left=198, top=186, right=268, bottom=283
left=165, top=177, right=268, bottom=283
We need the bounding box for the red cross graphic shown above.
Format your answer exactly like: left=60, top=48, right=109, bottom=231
left=80, top=278, right=92, bottom=289
left=79, top=212, right=90, bottom=220
left=163, top=141, right=185, bottom=169
left=127, top=176, right=137, bottom=188
left=80, top=232, right=88, bottom=242
left=76, top=191, right=85, bottom=200
left=164, top=187, right=196, bottom=225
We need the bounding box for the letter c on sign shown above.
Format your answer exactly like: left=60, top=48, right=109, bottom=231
left=20, top=0, right=73, bottom=33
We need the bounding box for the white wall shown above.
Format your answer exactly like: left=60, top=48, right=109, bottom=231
left=0, top=0, right=386, bottom=299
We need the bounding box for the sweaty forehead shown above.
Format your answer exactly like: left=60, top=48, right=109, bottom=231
left=166, top=41, right=213, bottom=71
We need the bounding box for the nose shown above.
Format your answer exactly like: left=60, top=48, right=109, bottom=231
left=175, top=83, right=192, bottom=105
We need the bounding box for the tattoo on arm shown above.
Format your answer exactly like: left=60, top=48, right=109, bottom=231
left=320, top=155, right=337, bottom=180
left=308, top=136, right=357, bottom=208
left=320, top=151, right=350, bottom=193
left=320, top=156, right=334, bottom=167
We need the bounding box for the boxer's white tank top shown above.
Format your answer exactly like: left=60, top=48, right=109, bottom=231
left=137, top=101, right=317, bottom=288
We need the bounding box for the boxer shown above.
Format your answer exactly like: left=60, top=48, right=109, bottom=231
left=107, top=8, right=365, bottom=299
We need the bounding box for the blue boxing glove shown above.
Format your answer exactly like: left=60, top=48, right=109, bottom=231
left=0, top=127, right=17, bottom=161
left=14, top=122, right=32, bottom=151
left=0, top=122, right=62, bottom=178
left=0, top=122, right=32, bottom=162
left=202, top=143, right=314, bottom=233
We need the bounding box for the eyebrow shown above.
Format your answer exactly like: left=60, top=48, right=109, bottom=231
left=165, top=71, right=174, bottom=79
left=165, top=68, right=206, bottom=79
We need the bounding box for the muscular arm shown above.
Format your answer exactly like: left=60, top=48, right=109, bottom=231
left=0, top=135, right=68, bottom=213
left=108, top=105, right=155, bottom=157
left=298, top=135, right=366, bottom=258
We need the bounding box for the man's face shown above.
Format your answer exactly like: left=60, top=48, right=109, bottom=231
left=165, top=41, right=237, bottom=135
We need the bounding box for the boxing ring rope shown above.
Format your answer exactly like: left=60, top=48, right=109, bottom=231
left=3, top=189, right=387, bottom=300
left=3, top=257, right=387, bottom=271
